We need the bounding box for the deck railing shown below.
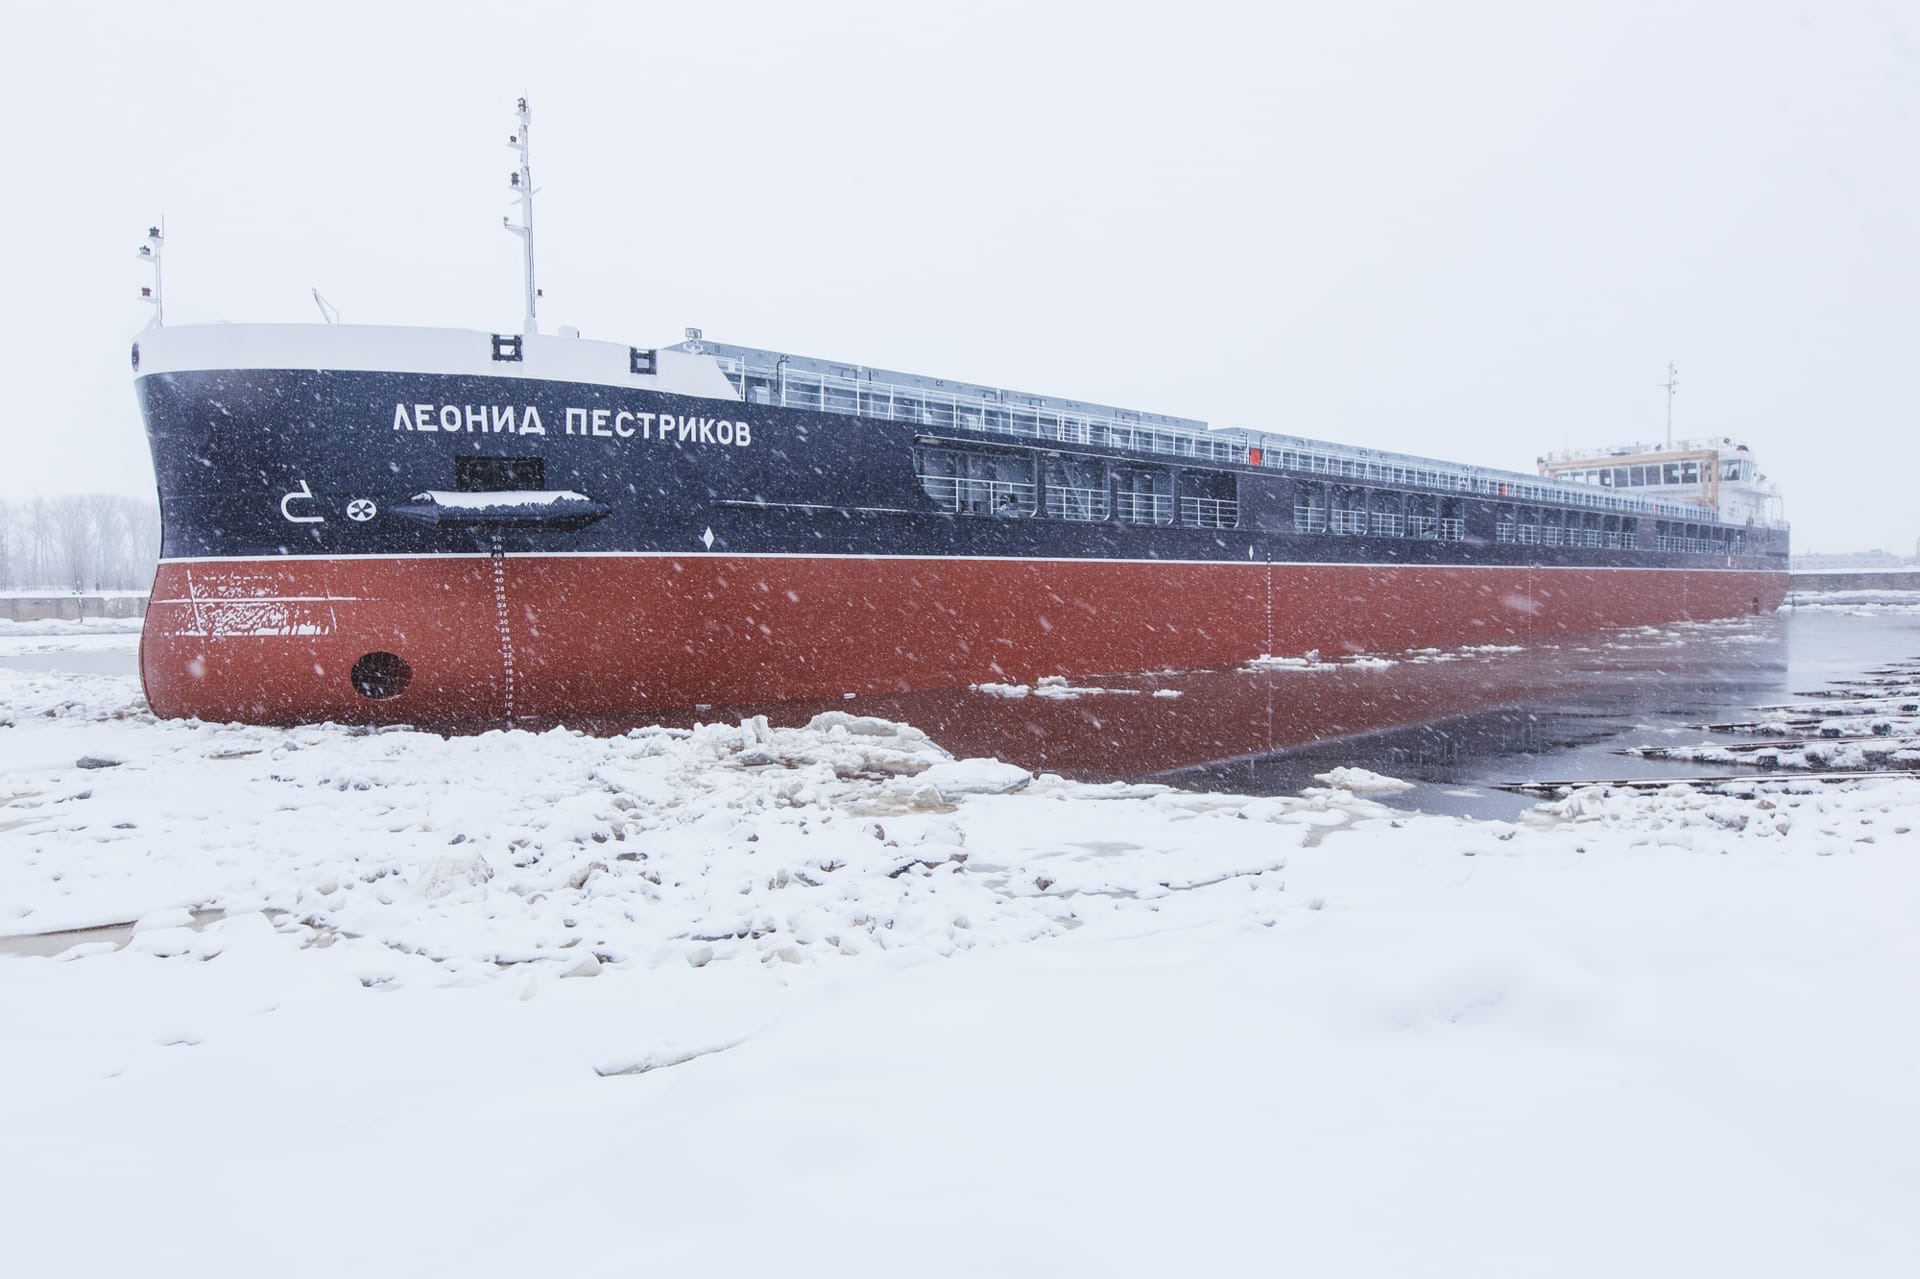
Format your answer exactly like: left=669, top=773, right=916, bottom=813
left=1330, top=510, right=1369, bottom=535
left=1045, top=484, right=1110, bottom=522
left=711, top=352, right=1772, bottom=532
left=1181, top=497, right=1239, bottom=529
left=917, top=476, right=1036, bottom=516
left=1116, top=492, right=1173, bottom=525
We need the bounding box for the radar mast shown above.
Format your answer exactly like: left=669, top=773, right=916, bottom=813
left=502, top=97, right=538, bottom=335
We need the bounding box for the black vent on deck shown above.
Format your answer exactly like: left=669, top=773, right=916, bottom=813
left=456, top=457, right=545, bottom=492
left=491, top=333, right=523, bottom=362
left=630, top=347, right=657, bottom=375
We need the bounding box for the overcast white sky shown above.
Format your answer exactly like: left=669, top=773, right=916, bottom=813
left=3, top=0, right=1914, bottom=552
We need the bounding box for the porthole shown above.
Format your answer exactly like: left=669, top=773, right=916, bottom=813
left=350, top=651, right=412, bottom=700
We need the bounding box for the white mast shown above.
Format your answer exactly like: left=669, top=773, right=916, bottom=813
left=502, top=97, right=538, bottom=335
left=136, top=221, right=164, bottom=328
left=1658, top=361, right=1679, bottom=448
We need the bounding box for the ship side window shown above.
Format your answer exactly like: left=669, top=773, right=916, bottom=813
left=1293, top=481, right=1328, bottom=533
left=1118, top=467, right=1173, bottom=525
left=916, top=447, right=959, bottom=503
left=1179, top=471, right=1239, bottom=529
left=456, top=456, right=545, bottom=492
left=1680, top=460, right=1700, bottom=485
left=1368, top=490, right=1405, bottom=537
left=1406, top=492, right=1438, bottom=538
left=915, top=446, right=1036, bottom=516
left=1332, top=486, right=1367, bottom=535
left=1045, top=457, right=1109, bottom=522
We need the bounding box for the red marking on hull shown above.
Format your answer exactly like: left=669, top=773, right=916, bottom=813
left=140, top=556, right=1789, bottom=726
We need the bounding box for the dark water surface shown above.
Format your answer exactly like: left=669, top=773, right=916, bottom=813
left=1169, top=609, right=1920, bottom=818
left=723, top=606, right=1920, bottom=820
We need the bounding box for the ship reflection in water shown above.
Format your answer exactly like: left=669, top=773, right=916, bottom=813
left=645, top=612, right=1858, bottom=818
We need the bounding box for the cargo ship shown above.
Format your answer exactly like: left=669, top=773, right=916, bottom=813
left=130, top=102, right=1790, bottom=727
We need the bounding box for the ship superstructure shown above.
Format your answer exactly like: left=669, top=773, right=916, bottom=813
left=1540, top=438, right=1784, bottom=529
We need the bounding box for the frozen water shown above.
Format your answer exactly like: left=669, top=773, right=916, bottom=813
left=2, top=609, right=1918, bottom=1275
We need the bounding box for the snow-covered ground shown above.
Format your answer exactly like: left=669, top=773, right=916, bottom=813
left=3, top=621, right=1918, bottom=1276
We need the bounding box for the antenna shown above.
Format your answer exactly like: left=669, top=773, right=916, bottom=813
left=311, top=289, right=340, bottom=324
left=1658, top=361, right=1679, bottom=448
left=501, top=96, right=538, bottom=335
left=136, top=220, right=164, bottom=328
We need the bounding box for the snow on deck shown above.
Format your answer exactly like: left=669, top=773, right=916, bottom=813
left=2, top=632, right=1918, bottom=1275
left=410, top=488, right=594, bottom=508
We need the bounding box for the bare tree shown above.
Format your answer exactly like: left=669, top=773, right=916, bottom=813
left=0, top=499, right=15, bottom=590
left=117, top=495, right=161, bottom=589
left=5, top=494, right=159, bottom=591
left=48, top=497, right=98, bottom=591
left=26, top=496, right=52, bottom=588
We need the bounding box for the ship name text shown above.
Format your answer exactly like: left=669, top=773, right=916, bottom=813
left=390, top=402, right=752, bottom=447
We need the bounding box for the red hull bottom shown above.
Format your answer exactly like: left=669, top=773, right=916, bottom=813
left=141, top=555, right=1790, bottom=726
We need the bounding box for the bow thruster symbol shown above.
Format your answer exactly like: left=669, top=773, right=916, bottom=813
left=279, top=479, right=325, bottom=524
left=346, top=498, right=378, bottom=522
